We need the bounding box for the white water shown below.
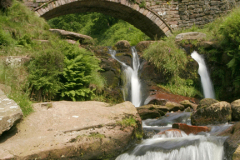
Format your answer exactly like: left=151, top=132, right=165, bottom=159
left=116, top=113, right=228, bottom=160
left=191, top=51, right=215, bottom=99
left=109, top=47, right=141, bottom=107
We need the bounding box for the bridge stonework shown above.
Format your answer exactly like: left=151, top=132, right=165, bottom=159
left=24, top=0, right=240, bottom=39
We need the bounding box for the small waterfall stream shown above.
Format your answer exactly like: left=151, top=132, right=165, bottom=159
left=116, top=113, right=230, bottom=160
left=191, top=51, right=215, bottom=99
left=109, top=47, right=141, bottom=107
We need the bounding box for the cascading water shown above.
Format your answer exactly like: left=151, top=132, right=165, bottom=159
left=191, top=51, right=215, bottom=99
left=116, top=112, right=229, bottom=160
left=109, top=47, right=141, bottom=107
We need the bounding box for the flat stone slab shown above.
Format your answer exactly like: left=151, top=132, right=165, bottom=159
left=0, top=101, right=140, bottom=159
left=0, top=89, right=23, bottom=136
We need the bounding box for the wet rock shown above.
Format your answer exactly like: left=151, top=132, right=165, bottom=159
left=233, top=146, right=240, bottom=160
left=165, top=102, right=185, bottom=112
left=0, top=101, right=141, bottom=159
left=231, top=99, right=240, bottom=121
left=180, top=100, right=198, bottom=111
left=172, top=123, right=210, bottom=135
left=49, top=29, right=93, bottom=44
left=219, top=122, right=240, bottom=160
left=191, top=101, right=232, bottom=125
left=0, top=89, right=23, bottom=136
left=197, top=98, right=218, bottom=109
left=137, top=109, right=160, bottom=120
left=137, top=104, right=165, bottom=120
left=114, top=40, right=131, bottom=52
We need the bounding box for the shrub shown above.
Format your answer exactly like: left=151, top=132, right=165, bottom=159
left=27, top=46, right=64, bottom=102
left=143, top=37, right=188, bottom=79
left=60, top=42, right=103, bottom=101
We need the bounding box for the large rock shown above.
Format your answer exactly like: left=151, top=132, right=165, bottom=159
left=137, top=104, right=165, bottom=120
left=219, top=122, right=240, bottom=160
left=0, top=101, right=141, bottom=160
left=114, top=40, right=131, bottom=52
left=197, top=98, right=219, bottom=109
left=231, top=99, right=240, bottom=121
left=49, top=29, right=93, bottom=44
left=191, top=101, right=232, bottom=125
left=0, top=89, right=23, bottom=136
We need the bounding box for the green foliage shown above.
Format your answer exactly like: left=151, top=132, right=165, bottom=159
left=139, top=0, right=146, bottom=8
left=0, top=64, right=33, bottom=116
left=28, top=43, right=64, bottom=101
left=60, top=43, right=102, bottom=101
left=143, top=37, right=188, bottom=79
left=48, top=13, right=150, bottom=46
left=117, top=116, right=136, bottom=128
left=98, top=20, right=150, bottom=46
left=159, top=76, right=203, bottom=98
left=218, top=8, right=240, bottom=86
left=0, top=29, right=14, bottom=46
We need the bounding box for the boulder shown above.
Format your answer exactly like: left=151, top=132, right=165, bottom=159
left=219, top=122, right=240, bottom=160
left=114, top=40, right=131, bottom=52
left=0, top=101, right=141, bottom=160
left=172, top=123, right=210, bottom=135
left=49, top=29, right=93, bottom=44
left=165, top=102, right=185, bottom=111
left=233, top=146, right=240, bottom=160
left=231, top=99, right=240, bottom=121
left=0, top=89, right=23, bottom=136
left=191, top=101, right=232, bottom=125
left=137, top=104, right=165, bottom=120
left=197, top=98, right=218, bottom=109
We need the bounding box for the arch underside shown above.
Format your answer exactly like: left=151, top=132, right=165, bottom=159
left=36, top=0, right=171, bottom=39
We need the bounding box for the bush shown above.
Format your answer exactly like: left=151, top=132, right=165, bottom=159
left=143, top=37, right=188, bottom=79
left=60, top=42, right=103, bottom=101
left=28, top=46, right=64, bottom=101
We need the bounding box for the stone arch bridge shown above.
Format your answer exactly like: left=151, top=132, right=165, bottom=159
left=33, top=0, right=172, bottom=39
left=25, top=0, right=239, bottom=39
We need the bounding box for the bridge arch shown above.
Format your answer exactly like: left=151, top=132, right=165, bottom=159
left=34, top=0, right=172, bottom=39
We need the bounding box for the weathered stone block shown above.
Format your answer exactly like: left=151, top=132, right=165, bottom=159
left=0, top=89, right=23, bottom=136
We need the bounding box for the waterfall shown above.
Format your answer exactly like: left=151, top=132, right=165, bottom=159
left=109, top=47, right=141, bottom=107
left=191, top=51, right=215, bottom=99
left=116, top=112, right=229, bottom=160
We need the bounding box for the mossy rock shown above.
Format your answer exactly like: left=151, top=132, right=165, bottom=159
left=191, top=101, right=231, bottom=125
left=197, top=98, right=218, bottom=109
left=219, top=122, right=240, bottom=160
left=137, top=104, right=166, bottom=120
left=231, top=99, right=240, bottom=121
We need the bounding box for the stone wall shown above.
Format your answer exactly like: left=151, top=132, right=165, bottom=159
left=146, top=0, right=239, bottom=30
